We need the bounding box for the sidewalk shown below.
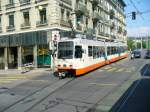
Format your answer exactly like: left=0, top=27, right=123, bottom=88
left=0, top=68, right=52, bottom=75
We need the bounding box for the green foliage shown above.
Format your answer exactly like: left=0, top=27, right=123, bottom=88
left=127, top=39, right=135, bottom=50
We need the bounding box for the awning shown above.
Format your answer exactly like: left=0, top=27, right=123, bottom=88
left=0, top=30, right=48, bottom=47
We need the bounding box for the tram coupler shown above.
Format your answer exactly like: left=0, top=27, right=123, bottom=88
left=58, top=71, right=68, bottom=79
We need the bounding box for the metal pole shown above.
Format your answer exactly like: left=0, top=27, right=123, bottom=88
left=135, top=37, right=137, bottom=49
left=141, top=35, right=142, bottom=50
left=147, top=35, right=149, bottom=49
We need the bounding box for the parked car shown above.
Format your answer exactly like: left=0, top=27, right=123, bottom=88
left=131, top=50, right=141, bottom=58
left=145, top=50, right=150, bottom=58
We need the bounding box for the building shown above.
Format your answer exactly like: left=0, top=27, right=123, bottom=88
left=0, top=0, right=126, bottom=70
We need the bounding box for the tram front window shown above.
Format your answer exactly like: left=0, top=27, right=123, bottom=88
left=58, top=41, right=73, bottom=59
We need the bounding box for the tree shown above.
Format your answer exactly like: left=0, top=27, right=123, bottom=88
left=127, top=39, right=135, bottom=50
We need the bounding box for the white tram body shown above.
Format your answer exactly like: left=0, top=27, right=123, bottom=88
left=55, top=37, right=128, bottom=77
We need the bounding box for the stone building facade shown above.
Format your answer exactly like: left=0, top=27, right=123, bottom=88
left=0, top=0, right=126, bottom=69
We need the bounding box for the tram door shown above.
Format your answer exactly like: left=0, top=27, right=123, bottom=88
left=75, top=46, right=83, bottom=59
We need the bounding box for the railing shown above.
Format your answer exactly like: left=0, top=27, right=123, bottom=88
left=20, top=0, right=31, bottom=6
left=93, top=11, right=100, bottom=20
left=36, top=20, right=48, bottom=27
left=6, top=25, right=15, bottom=32
left=21, top=63, right=34, bottom=73
left=0, top=26, right=2, bottom=33
left=76, top=24, right=82, bottom=31
left=105, top=33, right=109, bottom=37
left=35, top=0, right=47, bottom=3
left=99, top=32, right=105, bottom=36
left=90, top=0, right=99, bottom=6
left=60, top=19, right=70, bottom=28
left=75, top=2, right=89, bottom=16
left=60, top=0, right=72, bottom=5
left=6, top=3, right=15, bottom=9
left=21, top=22, right=31, bottom=29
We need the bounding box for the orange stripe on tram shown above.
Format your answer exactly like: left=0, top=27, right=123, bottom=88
left=75, top=61, right=106, bottom=76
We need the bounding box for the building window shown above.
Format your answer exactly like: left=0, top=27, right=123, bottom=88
left=66, top=11, right=70, bottom=20
left=61, top=8, right=65, bottom=20
left=9, top=0, right=14, bottom=4
left=23, top=11, right=30, bottom=25
left=9, top=14, right=14, bottom=26
left=0, top=16, right=1, bottom=26
left=86, top=18, right=88, bottom=27
left=0, top=2, right=1, bottom=10
left=20, top=0, right=31, bottom=5
left=39, top=7, right=47, bottom=22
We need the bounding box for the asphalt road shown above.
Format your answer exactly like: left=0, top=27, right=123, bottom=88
left=110, top=63, right=150, bottom=112
left=0, top=56, right=149, bottom=112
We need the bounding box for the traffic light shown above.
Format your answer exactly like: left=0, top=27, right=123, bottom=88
left=132, top=12, right=136, bottom=20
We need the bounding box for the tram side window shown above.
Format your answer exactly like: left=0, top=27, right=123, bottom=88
left=96, top=47, right=99, bottom=58
left=93, top=46, right=97, bottom=58
left=111, top=47, right=117, bottom=54
left=75, top=46, right=82, bottom=58
left=112, top=47, right=115, bottom=54
left=88, top=46, right=93, bottom=57
left=99, top=47, right=104, bottom=57
left=107, top=47, right=111, bottom=55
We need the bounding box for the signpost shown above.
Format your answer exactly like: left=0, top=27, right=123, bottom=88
left=49, top=31, right=60, bottom=73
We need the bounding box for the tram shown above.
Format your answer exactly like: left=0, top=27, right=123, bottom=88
left=55, top=35, right=128, bottom=78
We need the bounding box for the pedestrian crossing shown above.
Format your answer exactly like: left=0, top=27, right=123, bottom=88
left=0, top=74, right=34, bottom=85
left=99, top=66, right=133, bottom=73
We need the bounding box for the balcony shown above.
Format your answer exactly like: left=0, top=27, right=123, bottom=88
left=118, top=26, right=122, bottom=34
left=20, top=0, right=31, bottom=6
left=92, top=11, right=100, bottom=21
left=103, top=5, right=109, bottom=12
left=6, top=25, right=15, bottom=32
left=105, top=33, right=109, bottom=37
left=21, top=22, right=31, bottom=29
left=35, top=0, right=47, bottom=3
left=75, top=2, right=89, bottom=16
left=0, top=26, right=2, bottom=33
left=99, top=32, right=105, bottom=36
left=84, top=28, right=95, bottom=35
left=90, top=0, right=99, bottom=6
left=6, top=3, right=15, bottom=9
left=60, top=0, right=72, bottom=6
left=111, top=35, right=116, bottom=39
left=60, top=19, right=70, bottom=28
left=76, top=24, right=82, bottom=31
left=110, top=22, right=115, bottom=30
left=36, top=20, right=48, bottom=27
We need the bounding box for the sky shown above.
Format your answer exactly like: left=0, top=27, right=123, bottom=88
left=124, top=0, right=150, bottom=37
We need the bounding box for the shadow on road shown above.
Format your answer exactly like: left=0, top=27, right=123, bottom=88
left=110, top=64, right=150, bottom=112
left=140, top=64, right=150, bottom=76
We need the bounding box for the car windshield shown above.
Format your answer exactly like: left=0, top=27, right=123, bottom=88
left=146, top=51, right=150, bottom=54
left=58, top=41, right=74, bottom=59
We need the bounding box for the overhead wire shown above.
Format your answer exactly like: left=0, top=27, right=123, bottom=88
left=129, top=0, right=145, bottom=20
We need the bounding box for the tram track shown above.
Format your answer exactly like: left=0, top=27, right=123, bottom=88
left=115, top=63, right=150, bottom=112
left=2, top=77, right=75, bottom=112
left=86, top=59, right=147, bottom=112
left=1, top=59, right=147, bottom=112
left=24, top=78, right=74, bottom=112
left=24, top=58, right=138, bottom=112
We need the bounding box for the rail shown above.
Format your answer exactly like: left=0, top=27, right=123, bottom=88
left=21, top=63, right=34, bottom=73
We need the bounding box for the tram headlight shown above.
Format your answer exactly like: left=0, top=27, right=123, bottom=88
left=69, top=65, right=73, bottom=68
left=58, top=65, right=61, bottom=67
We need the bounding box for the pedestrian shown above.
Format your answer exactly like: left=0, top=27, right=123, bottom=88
left=130, top=50, right=134, bottom=60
